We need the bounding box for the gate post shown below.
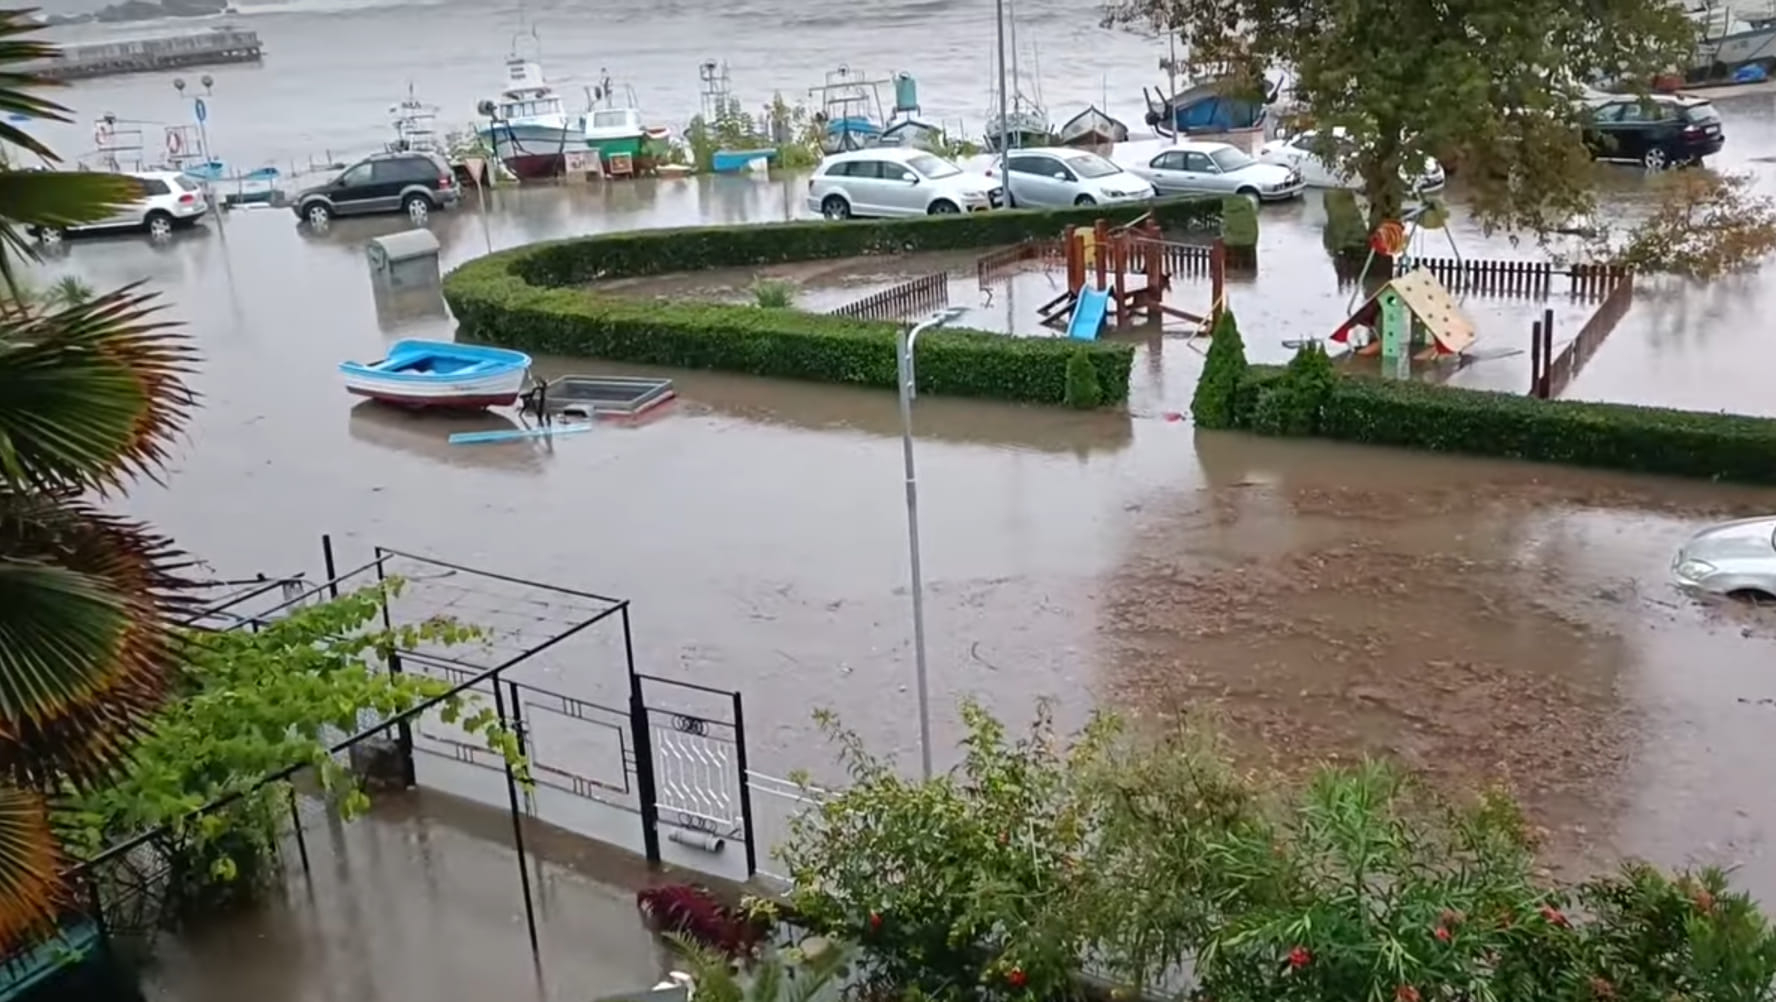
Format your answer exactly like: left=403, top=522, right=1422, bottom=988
left=731, top=691, right=759, bottom=878
left=625, top=611, right=662, bottom=866
left=372, top=545, right=417, bottom=789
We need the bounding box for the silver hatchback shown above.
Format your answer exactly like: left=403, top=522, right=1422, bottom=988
left=982, top=147, right=1155, bottom=207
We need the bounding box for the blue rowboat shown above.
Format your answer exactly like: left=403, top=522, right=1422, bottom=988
left=340, top=339, right=532, bottom=410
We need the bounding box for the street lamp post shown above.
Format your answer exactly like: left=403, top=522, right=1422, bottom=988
left=898, top=306, right=965, bottom=781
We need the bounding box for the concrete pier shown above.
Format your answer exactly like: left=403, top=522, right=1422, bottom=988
left=32, top=28, right=263, bottom=81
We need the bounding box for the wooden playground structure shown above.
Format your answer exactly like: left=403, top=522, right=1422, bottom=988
left=1035, top=218, right=1227, bottom=333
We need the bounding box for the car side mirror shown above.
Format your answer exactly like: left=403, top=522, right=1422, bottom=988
left=902, top=174, right=919, bottom=184
left=1052, top=171, right=1068, bottom=180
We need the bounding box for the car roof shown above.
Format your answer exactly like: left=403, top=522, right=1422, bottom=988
left=1166, top=140, right=1236, bottom=153
left=822, top=147, right=936, bottom=163
left=1010, top=146, right=1103, bottom=158
left=127, top=170, right=188, bottom=180
left=1588, top=91, right=1710, bottom=107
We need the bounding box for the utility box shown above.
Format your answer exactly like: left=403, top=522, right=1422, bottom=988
left=366, top=228, right=441, bottom=289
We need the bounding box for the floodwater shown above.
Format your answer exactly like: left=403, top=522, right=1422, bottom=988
left=22, top=28, right=1776, bottom=998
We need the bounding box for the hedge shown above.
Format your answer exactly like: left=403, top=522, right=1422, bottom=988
left=442, top=197, right=1222, bottom=408
left=1230, top=363, right=1776, bottom=484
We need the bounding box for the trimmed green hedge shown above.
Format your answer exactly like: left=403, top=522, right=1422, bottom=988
left=1229, top=362, right=1776, bottom=484
left=443, top=198, right=1221, bottom=408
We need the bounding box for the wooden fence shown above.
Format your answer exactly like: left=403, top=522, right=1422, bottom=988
left=1529, top=274, right=1636, bottom=399
left=1392, top=257, right=1632, bottom=299
left=827, top=272, right=950, bottom=322
left=1129, top=239, right=1220, bottom=279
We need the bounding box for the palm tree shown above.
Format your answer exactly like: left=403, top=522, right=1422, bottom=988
left=0, top=12, right=196, bottom=945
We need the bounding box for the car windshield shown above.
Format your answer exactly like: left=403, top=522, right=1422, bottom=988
left=906, top=154, right=961, bottom=179
left=1064, top=154, right=1120, bottom=178
left=1210, top=147, right=1254, bottom=171
left=1683, top=103, right=1720, bottom=124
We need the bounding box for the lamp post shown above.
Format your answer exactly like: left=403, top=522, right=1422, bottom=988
left=994, top=0, right=1013, bottom=207
left=898, top=306, right=966, bottom=781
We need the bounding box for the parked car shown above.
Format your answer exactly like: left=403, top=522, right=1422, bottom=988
left=1125, top=141, right=1305, bottom=202
left=35, top=169, right=207, bottom=242
left=1672, top=515, right=1776, bottom=601
left=292, top=150, right=459, bottom=226
left=807, top=148, right=1002, bottom=220
left=980, top=147, right=1154, bottom=207
left=1258, top=128, right=1446, bottom=193
left=1583, top=93, right=1723, bottom=169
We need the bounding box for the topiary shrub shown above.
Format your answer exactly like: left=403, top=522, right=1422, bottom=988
left=1322, top=189, right=1370, bottom=259
left=750, top=277, right=796, bottom=308
left=1251, top=341, right=1337, bottom=435
left=1191, top=309, right=1249, bottom=429
left=1063, top=349, right=1103, bottom=409
left=1221, top=195, right=1259, bottom=270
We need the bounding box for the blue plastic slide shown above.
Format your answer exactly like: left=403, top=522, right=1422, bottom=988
left=1068, top=286, right=1111, bottom=341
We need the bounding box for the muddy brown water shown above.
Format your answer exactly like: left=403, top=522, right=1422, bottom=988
left=31, top=94, right=1776, bottom=1000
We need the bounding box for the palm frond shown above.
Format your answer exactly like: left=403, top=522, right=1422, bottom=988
left=0, top=784, right=59, bottom=947
left=0, top=493, right=196, bottom=788
left=0, top=171, right=141, bottom=228
left=0, top=285, right=197, bottom=494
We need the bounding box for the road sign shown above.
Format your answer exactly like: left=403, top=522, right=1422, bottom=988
left=194, top=98, right=207, bottom=123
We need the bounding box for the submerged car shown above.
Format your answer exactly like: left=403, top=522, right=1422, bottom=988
left=292, top=150, right=459, bottom=226
left=807, top=148, right=1002, bottom=219
left=1672, top=515, right=1776, bottom=601
left=36, top=169, right=208, bottom=242
left=981, top=147, right=1154, bottom=207
left=1125, top=140, right=1304, bottom=202
left=1584, top=93, right=1724, bottom=170
left=1258, top=128, right=1446, bottom=193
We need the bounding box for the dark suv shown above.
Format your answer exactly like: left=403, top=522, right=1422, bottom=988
left=1583, top=94, right=1724, bottom=169
left=292, top=151, right=459, bottom=226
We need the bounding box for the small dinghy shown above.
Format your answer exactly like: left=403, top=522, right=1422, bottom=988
left=339, top=339, right=532, bottom=409
left=1058, top=105, right=1128, bottom=147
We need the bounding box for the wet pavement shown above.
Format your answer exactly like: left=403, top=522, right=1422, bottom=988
left=32, top=87, right=1776, bottom=1001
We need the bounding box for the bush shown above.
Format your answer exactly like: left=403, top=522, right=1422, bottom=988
left=1191, top=309, right=1249, bottom=429
left=749, top=278, right=796, bottom=308
left=1221, top=194, right=1259, bottom=250
left=1063, top=349, right=1102, bottom=409
left=1227, top=368, right=1776, bottom=484
left=1250, top=341, right=1335, bottom=436
left=1323, top=188, right=1370, bottom=257
left=444, top=199, right=1219, bottom=408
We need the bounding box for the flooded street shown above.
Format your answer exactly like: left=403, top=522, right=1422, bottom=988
left=24, top=30, right=1776, bottom=997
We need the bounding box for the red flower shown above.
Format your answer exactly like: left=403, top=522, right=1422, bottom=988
left=867, top=912, right=883, bottom=932
left=1287, top=946, right=1312, bottom=970
left=1396, top=986, right=1421, bottom=1002
left=1006, top=967, right=1028, bottom=989
left=1539, top=904, right=1571, bottom=929
left=1434, top=925, right=1452, bottom=943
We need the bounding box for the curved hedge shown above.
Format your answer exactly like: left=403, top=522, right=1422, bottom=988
left=443, top=198, right=1221, bottom=407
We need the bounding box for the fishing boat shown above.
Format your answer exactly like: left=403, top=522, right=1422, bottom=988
left=1142, top=75, right=1279, bottom=141
left=476, top=56, right=582, bottom=180
left=983, top=0, right=1051, bottom=151
left=389, top=84, right=441, bottom=154
left=339, top=339, right=532, bottom=410
left=1057, top=105, right=1128, bottom=147
left=983, top=108, right=1052, bottom=152
left=811, top=65, right=890, bottom=153
left=583, top=68, right=647, bottom=163
left=878, top=71, right=943, bottom=151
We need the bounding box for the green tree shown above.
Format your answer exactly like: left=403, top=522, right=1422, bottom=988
left=1190, top=308, right=1248, bottom=429
left=0, top=12, right=198, bottom=944
left=1106, top=0, right=1693, bottom=233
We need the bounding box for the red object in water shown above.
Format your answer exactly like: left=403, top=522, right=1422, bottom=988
left=1162, top=411, right=1184, bottom=422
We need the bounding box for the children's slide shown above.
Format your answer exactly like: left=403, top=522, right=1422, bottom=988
left=1068, top=287, right=1110, bottom=341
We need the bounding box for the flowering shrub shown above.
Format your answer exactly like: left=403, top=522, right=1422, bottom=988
left=780, top=704, right=1776, bottom=1002
left=637, top=883, right=764, bottom=957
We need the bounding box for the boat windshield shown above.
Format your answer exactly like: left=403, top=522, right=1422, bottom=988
left=1210, top=147, right=1255, bottom=171
left=590, top=109, right=635, bottom=129
left=1065, top=154, right=1121, bottom=178
left=906, top=153, right=961, bottom=179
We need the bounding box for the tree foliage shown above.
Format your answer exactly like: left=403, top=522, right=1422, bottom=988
left=1190, top=308, right=1248, bottom=429
left=1106, top=0, right=1693, bottom=232
left=780, top=703, right=1776, bottom=1002
left=1592, top=169, right=1776, bottom=280
left=56, top=585, right=524, bottom=921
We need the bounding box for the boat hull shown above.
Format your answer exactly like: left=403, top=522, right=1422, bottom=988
left=340, top=339, right=531, bottom=410
left=481, top=122, right=584, bottom=179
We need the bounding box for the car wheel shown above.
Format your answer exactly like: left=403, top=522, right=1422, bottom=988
left=403, top=193, right=433, bottom=223
left=305, top=202, right=333, bottom=227
left=1073, top=194, right=1097, bottom=206
left=1642, top=146, right=1669, bottom=171
left=1236, top=187, right=1261, bottom=206
left=820, top=195, right=851, bottom=220
left=145, top=212, right=174, bottom=241
left=1729, top=588, right=1776, bottom=604
left=927, top=199, right=960, bottom=215
left=37, top=226, right=65, bottom=247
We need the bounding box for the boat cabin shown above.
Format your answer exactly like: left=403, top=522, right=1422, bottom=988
left=586, top=106, right=643, bottom=137
left=497, top=59, right=564, bottom=120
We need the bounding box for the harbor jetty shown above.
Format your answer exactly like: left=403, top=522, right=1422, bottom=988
left=30, top=27, right=263, bottom=81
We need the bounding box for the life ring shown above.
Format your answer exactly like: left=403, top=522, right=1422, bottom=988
left=166, top=131, right=183, bottom=155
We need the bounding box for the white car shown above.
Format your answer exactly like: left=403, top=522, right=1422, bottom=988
left=1125, top=141, right=1305, bottom=202
left=980, top=147, right=1154, bottom=207
left=807, top=148, right=1002, bottom=220
left=1673, top=516, right=1776, bottom=602
left=1258, top=128, right=1447, bottom=193
left=38, top=170, right=208, bottom=242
